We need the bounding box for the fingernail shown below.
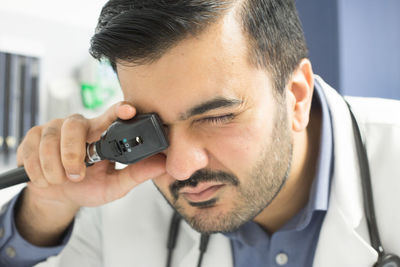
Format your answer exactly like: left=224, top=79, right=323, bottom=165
left=68, top=174, right=81, bottom=180
left=120, top=104, right=135, bottom=113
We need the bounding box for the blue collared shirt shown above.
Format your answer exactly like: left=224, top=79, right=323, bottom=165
left=0, top=189, right=71, bottom=267
left=225, top=82, right=334, bottom=267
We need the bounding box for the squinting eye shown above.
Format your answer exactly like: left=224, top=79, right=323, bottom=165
left=201, top=114, right=235, bottom=124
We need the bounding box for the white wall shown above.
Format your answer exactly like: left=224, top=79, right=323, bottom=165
left=0, top=0, right=113, bottom=203
left=0, top=0, right=108, bottom=85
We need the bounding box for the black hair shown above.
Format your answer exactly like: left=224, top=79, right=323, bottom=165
left=90, top=0, right=308, bottom=94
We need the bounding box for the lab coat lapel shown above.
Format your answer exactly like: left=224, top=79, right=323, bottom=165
left=313, top=201, right=378, bottom=266
left=177, top=221, right=200, bottom=267
left=312, top=77, right=378, bottom=266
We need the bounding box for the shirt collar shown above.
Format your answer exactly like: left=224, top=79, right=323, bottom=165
left=285, top=80, right=334, bottom=231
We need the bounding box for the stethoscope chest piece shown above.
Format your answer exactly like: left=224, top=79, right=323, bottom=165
left=374, top=254, right=400, bottom=267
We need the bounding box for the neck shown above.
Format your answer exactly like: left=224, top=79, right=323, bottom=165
left=253, top=107, right=322, bottom=234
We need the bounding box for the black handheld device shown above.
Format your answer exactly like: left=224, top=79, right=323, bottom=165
left=86, top=113, right=169, bottom=165
left=0, top=113, right=169, bottom=189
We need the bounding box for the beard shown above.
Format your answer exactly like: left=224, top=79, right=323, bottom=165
left=154, top=100, right=293, bottom=234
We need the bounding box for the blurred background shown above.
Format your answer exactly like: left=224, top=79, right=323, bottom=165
left=0, top=0, right=399, bottom=203
left=297, top=0, right=400, bottom=99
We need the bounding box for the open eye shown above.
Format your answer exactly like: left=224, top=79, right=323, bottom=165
left=201, top=114, right=235, bottom=124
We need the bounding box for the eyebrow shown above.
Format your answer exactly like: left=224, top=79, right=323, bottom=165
left=178, top=97, right=243, bottom=121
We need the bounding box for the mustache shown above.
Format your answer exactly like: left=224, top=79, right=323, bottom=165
left=169, top=169, right=239, bottom=200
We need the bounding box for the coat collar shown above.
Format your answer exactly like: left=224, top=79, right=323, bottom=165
left=312, top=76, right=378, bottom=266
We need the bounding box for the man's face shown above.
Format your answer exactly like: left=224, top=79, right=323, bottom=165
left=117, top=11, right=293, bottom=233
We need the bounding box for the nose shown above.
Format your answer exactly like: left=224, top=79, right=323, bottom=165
left=165, top=127, right=208, bottom=181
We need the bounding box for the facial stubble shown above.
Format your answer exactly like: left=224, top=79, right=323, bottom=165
left=155, top=100, right=293, bottom=234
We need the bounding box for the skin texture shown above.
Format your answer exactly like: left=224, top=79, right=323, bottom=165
left=117, top=9, right=318, bottom=233
left=15, top=6, right=318, bottom=246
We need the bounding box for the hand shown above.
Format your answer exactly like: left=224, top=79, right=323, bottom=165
left=16, top=102, right=167, bottom=210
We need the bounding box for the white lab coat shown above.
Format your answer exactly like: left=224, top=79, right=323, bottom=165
left=35, top=76, right=400, bottom=267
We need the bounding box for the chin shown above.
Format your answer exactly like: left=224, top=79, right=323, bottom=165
left=178, top=202, right=246, bottom=234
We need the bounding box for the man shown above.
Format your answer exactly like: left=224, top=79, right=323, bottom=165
left=0, top=0, right=399, bottom=266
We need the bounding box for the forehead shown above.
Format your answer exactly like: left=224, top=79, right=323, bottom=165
left=116, top=9, right=272, bottom=122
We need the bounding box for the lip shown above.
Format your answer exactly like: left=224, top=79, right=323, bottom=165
left=180, top=182, right=225, bottom=203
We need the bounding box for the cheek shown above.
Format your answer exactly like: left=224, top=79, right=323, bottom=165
left=204, top=121, right=273, bottom=173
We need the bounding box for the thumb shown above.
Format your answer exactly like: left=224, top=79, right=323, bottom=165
left=104, top=154, right=167, bottom=200
left=116, top=154, right=167, bottom=186
left=87, top=101, right=136, bottom=142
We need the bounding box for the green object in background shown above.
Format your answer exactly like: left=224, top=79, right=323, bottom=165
left=79, top=59, right=119, bottom=110
left=81, top=83, right=115, bottom=109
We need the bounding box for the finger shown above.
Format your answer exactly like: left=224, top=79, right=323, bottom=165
left=117, top=102, right=136, bottom=120
left=39, top=119, right=68, bottom=185
left=87, top=101, right=136, bottom=142
left=18, top=126, right=48, bottom=187
left=60, top=114, right=88, bottom=182
left=107, top=154, right=166, bottom=198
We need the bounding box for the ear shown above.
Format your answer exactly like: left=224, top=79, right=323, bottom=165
left=286, top=58, right=314, bottom=132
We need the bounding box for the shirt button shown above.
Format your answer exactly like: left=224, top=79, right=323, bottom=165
left=0, top=227, right=4, bottom=238
left=6, top=246, right=16, bottom=258
left=275, top=252, right=289, bottom=265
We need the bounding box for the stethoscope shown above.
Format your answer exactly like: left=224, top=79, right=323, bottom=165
left=166, top=211, right=209, bottom=267
left=165, top=99, right=400, bottom=267
left=345, top=100, right=400, bottom=267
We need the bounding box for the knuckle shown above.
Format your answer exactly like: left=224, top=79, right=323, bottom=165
left=65, top=114, right=87, bottom=126
left=41, top=126, right=60, bottom=139
left=62, top=135, right=81, bottom=151
left=63, top=151, right=81, bottom=163
left=40, top=157, right=66, bottom=185
left=48, top=118, right=63, bottom=125
left=26, top=125, right=42, bottom=137
left=70, top=113, right=85, bottom=120
left=63, top=114, right=89, bottom=136
left=40, top=140, right=55, bottom=156
left=41, top=161, right=54, bottom=176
